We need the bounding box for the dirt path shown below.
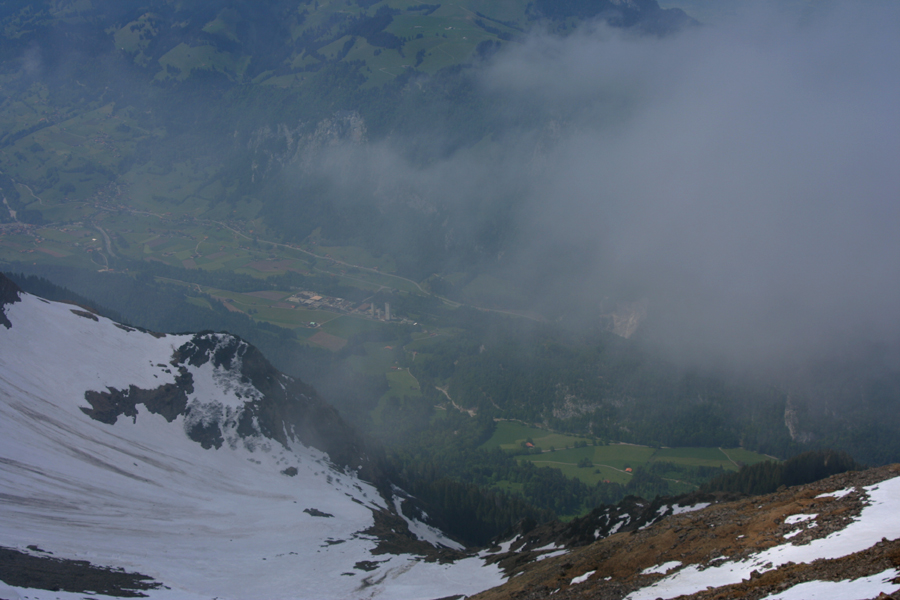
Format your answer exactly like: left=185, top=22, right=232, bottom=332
left=719, top=447, right=741, bottom=469
left=406, top=368, right=420, bottom=388
left=18, top=182, right=44, bottom=205
left=93, top=224, right=116, bottom=258
left=435, top=386, right=477, bottom=417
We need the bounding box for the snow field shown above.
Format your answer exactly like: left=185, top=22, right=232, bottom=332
left=0, top=294, right=506, bottom=599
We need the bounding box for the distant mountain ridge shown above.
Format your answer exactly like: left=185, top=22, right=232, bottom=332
left=0, top=0, right=694, bottom=88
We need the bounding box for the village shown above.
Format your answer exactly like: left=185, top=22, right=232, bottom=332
left=285, top=290, right=412, bottom=327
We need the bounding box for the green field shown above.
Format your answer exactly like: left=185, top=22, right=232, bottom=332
left=384, top=368, right=422, bottom=399
left=481, top=421, right=593, bottom=451
left=482, top=421, right=774, bottom=488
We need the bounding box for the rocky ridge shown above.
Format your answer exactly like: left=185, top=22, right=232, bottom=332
left=473, top=465, right=900, bottom=600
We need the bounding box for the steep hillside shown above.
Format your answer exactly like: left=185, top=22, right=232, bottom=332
left=0, top=273, right=505, bottom=599
left=471, top=465, right=900, bottom=600
left=0, top=0, right=693, bottom=86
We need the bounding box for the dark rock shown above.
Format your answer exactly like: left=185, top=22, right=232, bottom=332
left=0, top=273, right=22, bottom=329
left=0, top=546, right=160, bottom=597
left=81, top=367, right=193, bottom=425
left=70, top=308, right=99, bottom=321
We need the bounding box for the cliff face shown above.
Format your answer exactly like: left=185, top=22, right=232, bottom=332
left=248, top=110, right=368, bottom=182
left=472, top=464, right=900, bottom=600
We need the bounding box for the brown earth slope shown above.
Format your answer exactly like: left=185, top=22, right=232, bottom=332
left=472, top=464, right=900, bottom=600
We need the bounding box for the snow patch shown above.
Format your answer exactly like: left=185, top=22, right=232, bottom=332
left=784, top=513, right=817, bottom=525
left=816, top=487, right=854, bottom=500
left=483, top=537, right=518, bottom=556
left=641, top=561, right=682, bottom=575
left=671, top=502, right=710, bottom=515
left=608, top=519, right=626, bottom=535
left=392, top=497, right=464, bottom=551
left=626, top=476, right=900, bottom=600
left=533, top=542, right=562, bottom=552
left=758, top=567, right=900, bottom=600
left=571, top=570, right=596, bottom=585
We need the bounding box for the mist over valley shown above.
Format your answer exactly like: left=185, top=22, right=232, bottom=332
left=2, top=0, right=900, bottom=598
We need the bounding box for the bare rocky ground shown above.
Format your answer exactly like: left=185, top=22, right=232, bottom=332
left=0, top=546, right=160, bottom=597
left=471, top=464, right=900, bottom=600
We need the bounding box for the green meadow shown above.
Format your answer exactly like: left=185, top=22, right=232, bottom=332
left=482, top=421, right=774, bottom=488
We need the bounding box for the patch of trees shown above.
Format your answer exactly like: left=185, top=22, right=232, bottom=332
left=474, top=11, right=524, bottom=33
left=347, top=7, right=404, bottom=50
left=406, top=4, right=441, bottom=16
left=644, top=460, right=726, bottom=487
left=472, top=20, right=512, bottom=41
left=413, top=322, right=793, bottom=455
left=700, top=450, right=864, bottom=496
left=393, top=473, right=551, bottom=547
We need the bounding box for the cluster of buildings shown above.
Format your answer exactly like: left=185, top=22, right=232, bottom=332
left=285, top=291, right=397, bottom=323
left=286, top=290, right=356, bottom=313
left=355, top=302, right=391, bottom=321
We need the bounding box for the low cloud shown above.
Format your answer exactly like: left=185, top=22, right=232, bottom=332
left=290, top=2, right=900, bottom=371
left=478, top=2, right=900, bottom=369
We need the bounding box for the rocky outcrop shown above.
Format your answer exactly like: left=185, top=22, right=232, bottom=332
left=600, top=299, right=649, bottom=340
left=784, top=395, right=814, bottom=444
left=78, top=329, right=381, bottom=481
left=0, top=273, right=22, bottom=329
left=247, top=111, right=367, bottom=182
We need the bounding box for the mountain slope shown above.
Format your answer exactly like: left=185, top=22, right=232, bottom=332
left=0, top=0, right=694, bottom=87
left=471, top=465, right=900, bottom=600
left=0, top=274, right=503, bottom=599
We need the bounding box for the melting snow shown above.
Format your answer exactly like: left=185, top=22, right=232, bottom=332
left=641, top=561, right=682, bottom=575
left=571, top=570, right=596, bottom=585
left=534, top=542, right=562, bottom=552
left=816, top=487, right=854, bottom=500
left=392, top=497, right=464, bottom=551
left=0, top=293, right=505, bottom=599
left=785, top=513, right=817, bottom=525
left=758, top=568, right=900, bottom=600
left=671, top=502, right=710, bottom=515
left=626, top=476, right=900, bottom=600
left=482, top=537, right=519, bottom=556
